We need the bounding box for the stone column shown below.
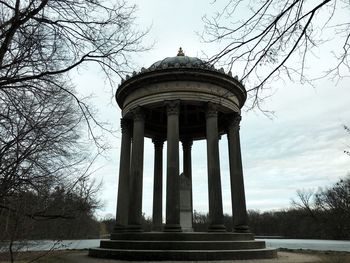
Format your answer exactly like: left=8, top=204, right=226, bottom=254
left=127, top=107, right=145, bottom=231
left=181, top=140, right=193, bottom=230
left=152, top=138, right=164, bottom=231
left=206, top=103, right=226, bottom=232
left=164, top=100, right=182, bottom=232
left=227, top=114, right=250, bottom=233
left=114, top=118, right=132, bottom=232
left=182, top=140, right=193, bottom=180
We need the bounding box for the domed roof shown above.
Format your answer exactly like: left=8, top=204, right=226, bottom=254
left=148, top=47, right=212, bottom=71
left=116, top=48, right=246, bottom=117
left=120, top=48, right=238, bottom=84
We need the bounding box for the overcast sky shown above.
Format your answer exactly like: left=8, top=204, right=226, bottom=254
left=74, top=0, right=350, bottom=219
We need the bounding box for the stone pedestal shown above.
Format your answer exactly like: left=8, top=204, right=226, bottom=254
left=179, top=173, right=193, bottom=232
left=90, top=232, right=277, bottom=260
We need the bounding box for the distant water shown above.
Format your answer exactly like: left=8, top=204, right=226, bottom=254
left=0, top=239, right=101, bottom=252
left=258, top=238, right=350, bottom=252
left=1, top=238, right=349, bottom=252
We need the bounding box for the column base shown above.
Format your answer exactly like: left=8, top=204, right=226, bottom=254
left=234, top=225, right=250, bottom=233
left=163, top=224, right=182, bottom=232
left=90, top=232, right=277, bottom=261
left=152, top=225, right=163, bottom=232
left=208, top=224, right=226, bottom=232
left=181, top=227, right=194, bottom=232
left=126, top=225, right=143, bottom=232
left=113, top=224, right=127, bottom=233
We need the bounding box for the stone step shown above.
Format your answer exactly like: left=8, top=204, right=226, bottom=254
left=110, top=232, right=254, bottom=241
left=89, top=247, right=277, bottom=261
left=100, top=240, right=265, bottom=250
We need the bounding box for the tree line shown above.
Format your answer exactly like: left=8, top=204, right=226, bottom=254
left=2, top=174, right=348, bottom=242
left=196, top=175, right=350, bottom=240
left=0, top=185, right=100, bottom=241
left=128, top=175, right=350, bottom=240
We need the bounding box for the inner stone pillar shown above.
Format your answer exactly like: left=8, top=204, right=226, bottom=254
left=164, top=101, right=182, bottom=232
left=152, top=138, right=164, bottom=231
left=114, top=118, right=132, bottom=232
left=205, top=103, right=226, bottom=232
left=127, top=107, right=145, bottom=232
left=180, top=140, right=193, bottom=231
left=227, top=115, right=249, bottom=233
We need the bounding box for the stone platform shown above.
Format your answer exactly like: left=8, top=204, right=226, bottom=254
left=88, top=232, right=277, bottom=261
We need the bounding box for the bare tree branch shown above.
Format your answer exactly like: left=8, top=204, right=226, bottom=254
left=202, top=0, right=349, bottom=109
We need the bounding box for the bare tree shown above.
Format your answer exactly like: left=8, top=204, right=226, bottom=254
left=0, top=0, right=148, bottom=138
left=202, top=0, right=350, bottom=109
left=314, top=175, right=350, bottom=214
left=0, top=83, right=101, bottom=262
left=0, top=1, right=147, bottom=260
left=292, top=175, right=350, bottom=239
left=291, top=189, right=317, bottom=218
left=0, top=0, right=146, bottom=81
left=345, top=125, right=350, bottom=156
left=1, top=84, right=89, bottom=201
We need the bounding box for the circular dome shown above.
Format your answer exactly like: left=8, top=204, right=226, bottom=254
left=149, top=55, right=210, bottom=70
left=148, top=47, right=213, bottom=71
left=116, top=48, right=247, bottom=140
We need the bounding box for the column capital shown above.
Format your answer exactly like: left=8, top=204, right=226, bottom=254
left=152, top=137, right=165, bottom=148
left=166, top=100, right=180, bottom=116
left=120, top=118, right=132, bottom=134
left=205, top=102, right=218, bottom=118
left=131, top=107, right=145, bottom=121
left=181, top=140, right=193, bottom=150
left=228, top=114, right=242, bottom=131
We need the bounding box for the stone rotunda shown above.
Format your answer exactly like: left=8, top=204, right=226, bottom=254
left=89, top=48, right=277, bottom=260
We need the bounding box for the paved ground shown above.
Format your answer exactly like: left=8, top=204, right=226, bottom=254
left=59, top=251, right=321, bottom=263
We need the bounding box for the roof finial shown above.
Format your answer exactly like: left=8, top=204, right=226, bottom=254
left=177, top=47, right=185, bottom=56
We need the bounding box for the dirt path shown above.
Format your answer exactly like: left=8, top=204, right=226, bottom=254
left=50, top=250, right=321, bottom=263
left=5, top=249, right=350, bottom=263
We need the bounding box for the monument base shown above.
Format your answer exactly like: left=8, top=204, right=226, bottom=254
left=89, top=232, right=277, bottom=261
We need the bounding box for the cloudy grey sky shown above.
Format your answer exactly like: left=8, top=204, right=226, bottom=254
left=74, top=0, right=350, bottom=218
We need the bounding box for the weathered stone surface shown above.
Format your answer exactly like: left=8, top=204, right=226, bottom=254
left=110, top=232, right=254, bottom=241
left=90, top=232, right=277, bottom=260
left=93, top=50, right=277, bottom=261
